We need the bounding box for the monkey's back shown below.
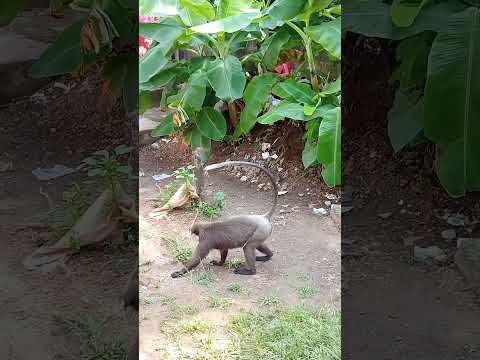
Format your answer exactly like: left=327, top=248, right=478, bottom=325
left=204, top=215, right=272, bottom=249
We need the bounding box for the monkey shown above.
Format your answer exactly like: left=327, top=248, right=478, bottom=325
left=171, top=161, right=278, bottom=278
left=121, top=264, right=139, bottom=360
left=122, top=263, right=139, bottom=311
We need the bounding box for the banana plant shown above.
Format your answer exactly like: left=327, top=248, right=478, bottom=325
left=24, top=0, right=138, bottom=113
left=144, top=0, right=341, bottom=187
left=344, top=0, right=480, bottom=197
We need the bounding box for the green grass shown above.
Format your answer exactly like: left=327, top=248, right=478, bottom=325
left=181, top=304, right=199, bottom=316
left=58, top=315, right=129, bottom=360
left=208, top=294, right=232, bottom=309
left=178, top=320, right=212, bottom=335
left=227, top=283, right=242, bottom=293
left=192, top=270, right=216, bottom=286
left=297, top=285, right=315, bottom=300
left=195, top=191, right=225, bottom=218
left=257, top=294, right=280, bottom=306
left=225, top=258, right=244, bottom=270
left=229, top=306, right=341, bottom=360
left=160, top=295, right=176, bottom=306
left=164, top=234, right=193, bottom=264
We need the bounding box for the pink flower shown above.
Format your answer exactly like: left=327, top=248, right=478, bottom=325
left=139, top=35, right=152, bottom=59
left=274, top=62, right=295, bottom=75
left=139, top=15, right=158, bottom=23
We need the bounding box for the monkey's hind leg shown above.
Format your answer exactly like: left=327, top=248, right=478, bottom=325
left=211, top=249, right=228, bottom=266
left=235, top=244, right=256, bottom=275
left=255, top=244, right=273, bottom=262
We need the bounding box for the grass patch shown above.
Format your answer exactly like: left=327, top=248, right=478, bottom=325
left=58, top=315, right=129, bottom=359
left=160, top=295, right=176, bottom=306
left=227, top=283, right=242, bottom=293
left=164, top=234, right=193, bottom=264
left=181, top=304, right=199, bottom=316
left=225, top=258, right=244, bottom=270
left=229, top=306, right=341, bottom=360
left=195, top=191, right=225, bottom=218
left=297, top=285, right=315, bottom=300
left=192, top=270, right=216, bottom=286
left=296, top=272, right=312, bottom=281
left=257, top=294, right=280, bottom=306
left=178, top=320, right=212, bottom=335
left=208, top=294, right=232, bottom=309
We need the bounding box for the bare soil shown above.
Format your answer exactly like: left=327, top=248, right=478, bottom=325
left=0, top=71, right=136, bottom=359
left=138, top=137, right=341, bottom=359
left=342, top=33, right=480, bottom=359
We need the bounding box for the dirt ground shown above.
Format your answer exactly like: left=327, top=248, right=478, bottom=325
left=138, top=138, right=341, bottom=359
left=0, top=71, right=136, bottom=359
left=342, top=33, right=480, bottom=359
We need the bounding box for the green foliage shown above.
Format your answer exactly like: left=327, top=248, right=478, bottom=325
left=229, top=305, right=341, bottom=360
left=164, top=234, right=194, bottom=264
left=346, top=0, right=480, bottom=197
left=29, top=0, right=138, bottom=113
left=143, top=0, right=341, bottom=188
left=195, top=191, right=225, bottom=218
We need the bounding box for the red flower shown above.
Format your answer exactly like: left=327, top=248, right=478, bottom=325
left=274, top=61, right=295, bottom=74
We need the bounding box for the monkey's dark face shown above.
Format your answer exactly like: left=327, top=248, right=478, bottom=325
left=191, top=224, right=200, bottom=236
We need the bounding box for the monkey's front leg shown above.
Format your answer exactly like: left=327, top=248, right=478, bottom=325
left=211, top=249, right=228, bottom=266
left=171, top=243, right=209, bottom=278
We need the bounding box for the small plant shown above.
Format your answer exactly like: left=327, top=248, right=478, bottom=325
left=212, top=192, right=225, bottom=209
left=257, top=294, right=280, bottom=306
left=80, top=145, right=134, bottom=205
left=297, top=285, right=315, bottom=300
left=164, top=235, right=193, bottom=265
left=178, top=320, right=212, bottom=335
left=196, top=201, right=220, bottom=218
left=181, top=304, right=199, bottom=316
left=296, top=272, right=312, bottom=281
left=160, top=295, right=176, bottom=306
left=225, top=259, right=244, bottom=270
left=173, top=165, right=195, bottom=186
left=58, top=314, right=129, bottom=359
left=227, top=283, right=242, bottom=293
left=208, top=294, right=232, bottom=309
left=192, top=270, right=216, bottom=286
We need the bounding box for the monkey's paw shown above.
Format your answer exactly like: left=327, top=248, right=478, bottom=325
left=210, top=260, right=224, bottom=266
left=234, top=267, right=256, bottom=275
left=171, top=270, right=184, bottom=278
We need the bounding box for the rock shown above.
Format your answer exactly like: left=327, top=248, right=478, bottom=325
left=240, top=176, right=248, bottom=182
left=271, top=154, right=278, bottom=159
left=414, top=246, right=444, bottom=262
left=378, top=212, right=392, bottom=219
left=441, top=229, right=456, bottom=240
left=278, top=190, right=288, bottom=196
left=261, top=143, right=271, bottom=151
left=262, top=152, right=270, bottom=159
left=455, top=238, right=480, bottom=290
left=325, top=193, right=336, bottom=200
left=258, top=183, right=265, bottom=189
left=324, top=200, right=332, bottom=206
left=298, top=193, right=304, bottom=197
left=313, top=208, right=328, bottom=216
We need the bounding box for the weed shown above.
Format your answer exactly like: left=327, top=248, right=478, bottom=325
left=208, top=294, right=232, bottom=309
left=195, top=191, right=226, bottom=218
left=192, top=270, right=216, bottom=286
left=296, top=272, right=312, bottom=281
left=160, top=295, right=176, bottom=306
left=59, top=315, right=129, bottom=359
left=249, top=143, right=261, bottom=152
left=164, top=234, right=193, bottom=264
left=257, top=294, right=280, bottom=306
left=178, top=320, right=212, bottom=335
left=225, top=259, right=243, bottom=270
left=297, top=285, right=315, bottom=300
left=229, top=306, right=341, bottom=360
left=181, top=304, right=199, bottom=316
left=227, top=283, right=242, bottom=293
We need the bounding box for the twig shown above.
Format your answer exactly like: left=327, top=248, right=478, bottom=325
left=39, top=187, right=54, bottom=210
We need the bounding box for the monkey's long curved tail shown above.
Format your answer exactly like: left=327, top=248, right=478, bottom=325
left=204, top=161, right=278, bottom=219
